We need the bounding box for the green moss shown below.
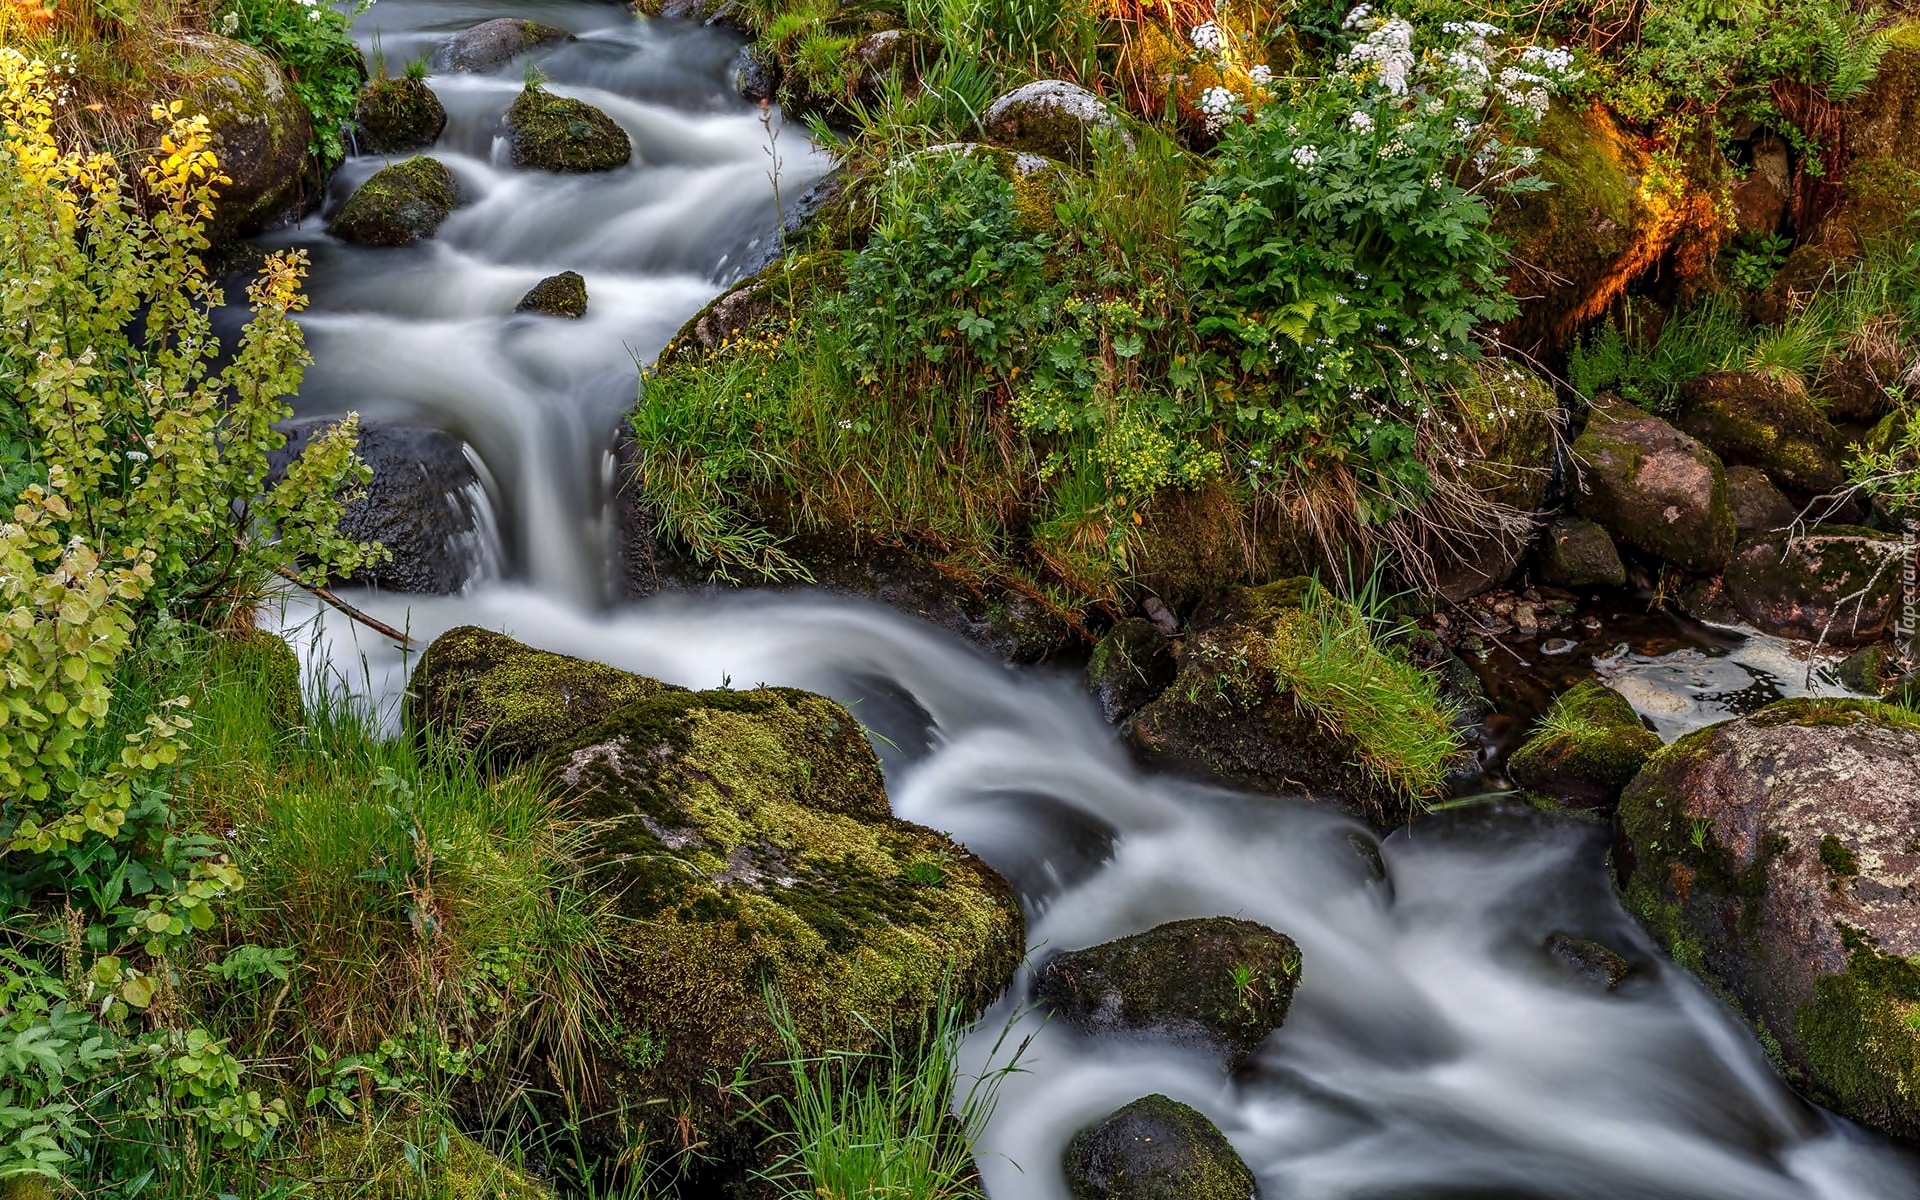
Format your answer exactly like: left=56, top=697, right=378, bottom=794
left=505, top=86, right=631, bottom=173
left=1793, top=925, right=1920, bottom=1138
left=1750, top=696, right=1920, bottom=733
left=1063, top=1094, right=1256, bottom=1200
left=1819, top=834, right=1860, bottom=876
left=310, top=1127, right=550, bottom=1199
left=330, top=156, right=458, bottom=246
left=515, top=271, right=588, bottom=318
left=1455, top=361, right=1558, bottom=511
left=355, top=75, right=446, bottom=154
left=1507, top=681, right=1660, bottom=809
left=207, top=628, right=302, bottom=730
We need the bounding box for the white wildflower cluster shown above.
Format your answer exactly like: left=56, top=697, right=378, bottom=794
left=1249, top=64, right=1273, bottom=87
left=1339, top=6, right=1581, bottom=120
left=1340, top=15, right=1415, bottom=96
left=1290, top=144, right=1321, bottom=170
left=1190, top=21, right=1225, bottom=53
left=1199, top=85, right=1239, bottom=134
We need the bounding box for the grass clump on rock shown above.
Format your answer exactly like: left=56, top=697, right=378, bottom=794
left=505, top=80, right=632, bottom=173
left=330, top=155, right=459, bottom=245
left=354, top=72, right=447, bottom=153
left=1508, top=680, right=1661, bottom=811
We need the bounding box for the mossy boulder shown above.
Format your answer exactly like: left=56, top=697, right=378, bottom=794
left=1725, top=464, right=1797, bottom=536
left=1087, top=618, right=1178, bottom=724
left=1063, top=1094, right=1258, bottom=1200
left=355, top=75, right=447, bottom=154
left=1677, top=372, right=1844, bottom=495
left=207, top=628, right=302, bottom=730
left=554, top=684, right=1023, bottom=1124
left=981, top=80, right=1123, bottom=164
left=1570, top=399, right=1736, bottom=572
left=1724, top=527, right=1905, bottom=645
left=407, top=626, right=672, bottom=767
left=1617, top=699, right=1920, bottom=1139
left=0, top=1179, right=55, bottom=1200
left=168, top=34, right=315, bottom=241
left=505, top=87, right=632, bottom=173
left=1545, top=932, right=1637, bottom=991
left=1507, top=681, right=1659, bottom=811
left=432, top=18, right=575, bottom=73
left=330, top=156, right=459, bottom=246
left=1034, top=918, right=1301, bottom=1063
left=1538, top=516, right=1626, bottom=590
left=1429, top=362, right=1561, bottom=598
left=516, top=270, right=589, bottom=318
left=310, top=1128, right=549, bottom=1199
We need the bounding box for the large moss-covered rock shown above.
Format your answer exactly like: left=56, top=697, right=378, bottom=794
left=1571, top=400, right=1737, bottom=572
left=310, top=1128, right=549, bottom=1199
left=516, top=270, right=589, bottom=318
left=1725, top=527, right=1905, bottom=645
left=407, top=626, right=672, bottom=766
left=1063, top=1094, right=1257, bottom=1200
left=1508, top=681, right=1659, bottom=811
left=168, top=34, right=315, bottom=240
left=330, top=156, right=459, bottom=245
left=1618, top=699, right=1920, bottom=1139
left=432, top=18, right=575, bottom=73
left=1087, top=618, right=1177, bottom=724
left=981, top=80, right=1122, bottom=163
left=505, top=86, right=632, bottom=173
left=355, top=75, right=447, bottom=153
left=1677, top=372, right=1844, bottom=494
left=1538, top=516, right=1626, bottom=590
left=1035, top=918, right=1301, bottom=1063
left=207, top=629, right=302, bottom=730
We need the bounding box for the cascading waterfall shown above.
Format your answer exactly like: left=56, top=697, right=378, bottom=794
left=265, top=2, right=1920, bottom=1195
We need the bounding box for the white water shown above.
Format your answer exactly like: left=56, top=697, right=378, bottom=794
left=266, top=2, right=1920, bottom=1195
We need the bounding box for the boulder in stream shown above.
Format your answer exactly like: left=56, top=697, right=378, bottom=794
left=981, top=80, right=1123, bottom=163
left=1507, top=681, right=1659, bottom=811
left=1571, top=399, right=1736, bottom=573
left=1725, top=465, right=1797, bottom=537
left=1063, top=1094, right=1258, bottom=1200
left=432, top=18, right=575, bottom=74
left=408, top=628, right=1025, bottom=1136
left=330, top=156, right=459, bottom=245
left=516, top=270, right=589, bottom=318
left=1677, top=371, right=1844, bottom=495
left=1725, top=526, right=1905, bottom=645
left=1538, top=516, right=1626, bottom=590
left=355, top=75, right=447, bottom=154
left=505, top=85, right=633, bottom=173
left=1618, top=698, right=1920, bottom=1140
left=1035, top=917, right=1301, bottom=1063
left=167, top=34, right=315, bottom=240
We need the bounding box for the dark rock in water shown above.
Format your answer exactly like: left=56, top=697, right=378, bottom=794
left=1063, top=1094, right=1257, bottom=1200
left=1538, top=516, right=1625, bottom=590
left=355, top=75, right=447, bottom=153
left=432, top=18, right=574, bottom=74
left=1545, top=933, right=1634, bottom=991
left=732, top=45, right=775, bottom=102
left=330, top=156, right=459, bottom=245
left=272, top=420, right=485, bottom=595
left=1507, top=681, right=1659, bottom=811
left=516, top=270, right=589, bottom=318
left=1619, top=699, right=1920, bottom=1140
left=1724, top=465, right=1797, bottom=536
left=1725, top=526, right=1904, bottom=645
left=1571, top=399, right=1736, bottom=573
left=505, top=86, right=632, bottom=173
left=413, top=627, right=1025, bottom=1142
left=1087, top=619, right=1177, bottom=724
left=981, top=80, right=1122, bottom=163
left=170, top=34, right=315, bottom=240
left=1677, top=371, right=1844, bottom=495
left=1036, top=917, right=1301, bottom=1062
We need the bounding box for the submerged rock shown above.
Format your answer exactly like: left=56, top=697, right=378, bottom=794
left=432, top=18, right=574, bottom=74
left=981, top=80, right=1122, bottom=163
left=1035, top=918, right=1301, bottom=1062
left=330, top=156, right=459, bottom=245
left=1618, top=699, right=1920, bottom=1139
left=516, top=270, right=589, bottom=317
left=1086, top=618, right=1178, bottom=724
left=505, top=86, right=632, bottom=173
left=1538, top=516, right=1626, bottom=590
left=1677, top=371, right=1844, bottom=494
left=1545, top=933, right=1637, bottom=991
left=1571, top=399, right=1736, bottom=572
left=1507, top=681, right=1659, bottom=811
left=355, top=75, right=447, bottom=153
left=1725, top=465, right=1797, bottom=536
left=1063, top=1094, right=1257, bottom=1200
left=1725, top=527, right=1904, bottom=645
left=168, top=33, right=314, bottom=240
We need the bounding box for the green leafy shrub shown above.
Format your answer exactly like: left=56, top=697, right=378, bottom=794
left=215, top=0, right=371, bottom=168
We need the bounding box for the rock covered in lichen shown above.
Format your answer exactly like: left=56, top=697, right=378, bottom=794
left=168, top=33, right=315, bottom=240
left=1617, top=698, right=1920, bottom=1139
left=432, top=18, right=574, bottom=74
left=1538, top=516, right=1626, bottom=590
left=1063, top=1094, right=1258, bottom=1200
left=981, top=80, right=1123, bottom=163
left=505, top=86, right=632, bottom=173
left=1677, top=371, right=1844, bottom=494
left=1571, top=399, right=1737, bottom=572
left=330, top=156, right=459, bottom=245
left=355, top=75, right=447, bottom=153
left=1724, top=527, right=1905, bottom=645
left=516, top=270, right=589, bottom=318
left=1035, top=918, right=1301, bottom=1063
left=1087, top=618, right=1177, bottom=724
left=1507, top=680, right=1658, bottom=811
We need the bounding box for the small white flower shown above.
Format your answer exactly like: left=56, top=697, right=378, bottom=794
left=1248, top=64, right=1273, bottom=86
left=1347, top=110, right=1375, bottom=133
left=1290, top=144, right=1321, bottom=169
left=1189, top=21, right=1224, bottom=53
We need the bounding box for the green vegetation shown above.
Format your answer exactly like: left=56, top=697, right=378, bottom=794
left=215, top=0, right=372, bottom=167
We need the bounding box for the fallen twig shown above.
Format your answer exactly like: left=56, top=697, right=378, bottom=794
left=272, top=564, right=413, bottom=648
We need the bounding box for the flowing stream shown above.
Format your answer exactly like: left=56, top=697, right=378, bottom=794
left=264, top=2, right=1920, bottom=1195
